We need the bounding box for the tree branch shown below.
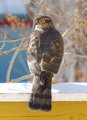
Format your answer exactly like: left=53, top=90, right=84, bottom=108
left=0, top=46, right=27, bottom=56
left=0, top=37, right=27, bottom=43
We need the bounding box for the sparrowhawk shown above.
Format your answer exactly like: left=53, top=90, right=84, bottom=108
left=27, top=16, right=64, bottom=111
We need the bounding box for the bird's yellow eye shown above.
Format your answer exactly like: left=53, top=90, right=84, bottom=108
left=39, top=18, right=46, bottom=24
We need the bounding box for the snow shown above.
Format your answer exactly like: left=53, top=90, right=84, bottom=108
left=0, top=83, right=87, bottom=93
left=0, top=83, right=87, bottom=101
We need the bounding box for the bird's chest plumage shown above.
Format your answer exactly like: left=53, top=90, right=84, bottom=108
left=28, top=30, right=54, bottom=60
left=27, top=29, right=63, bottom=65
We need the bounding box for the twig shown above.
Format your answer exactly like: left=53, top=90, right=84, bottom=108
left=6, top=47, right=21, bottom=82
left=0, top=29, right=16, bottom=39
left=62, top=15, right=81, bottom=39
left=65, top=52, right=87, bottom=60
left=9, top=73, right=59, bottom=84
left=36, top=0, right=44, bottom=16
left=0, top=42, right=6, bottom=51
left=0, top=46, right=27, bottom=56
left=0, top=32, right=7, bottom=51
left=0, top=37, right=27, bottom=43
left=6, top=39, right=26, bottom=82
left=31, top=0, right=62, bottom=18
left=9, top=74, right=33, bottom=83
left=62, top=19, right=87, bottom=40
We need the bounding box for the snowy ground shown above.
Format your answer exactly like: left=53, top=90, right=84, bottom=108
left=0, top=83, right=87, bottom=93
left=0, top=83, right=87, bottom=101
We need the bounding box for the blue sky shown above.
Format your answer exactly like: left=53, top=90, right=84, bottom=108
left=0, top=0, right=26, bottom=14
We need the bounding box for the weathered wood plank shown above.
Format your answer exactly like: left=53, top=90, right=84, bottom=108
left=0, top=102, right=87, bottom=120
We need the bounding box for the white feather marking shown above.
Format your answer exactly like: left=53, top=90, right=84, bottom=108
left=34, top=25, right=44, bottom=32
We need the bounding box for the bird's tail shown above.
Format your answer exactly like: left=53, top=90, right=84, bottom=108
left=29, top=71, right=53, bottom=111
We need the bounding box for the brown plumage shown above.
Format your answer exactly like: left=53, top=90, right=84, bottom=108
left=27, top=16, right=64, bottom=111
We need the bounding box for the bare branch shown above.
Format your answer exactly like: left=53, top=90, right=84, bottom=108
left=6, top=38, right=26, bottom=82
left=0, top=46, right=27, bottom=56
left=65, top=52, right=87, bottom=60
left=0, top=37, right=27, bottom=43
left=9, top=74, right=33, bottom=83
left=62, top=16, right=84, bottom=39
left=36, top=0, right=44, bottom=16
left=0, top=29, right=17, bottom=39
left=6, top=48, right=21, bottom=82
left=0, top=32, right=7, bottom=51
left=0, top=42, right=6, bottom=51
left=9, top=73, right=59, bottom=84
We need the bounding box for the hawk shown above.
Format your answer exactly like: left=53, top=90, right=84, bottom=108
left=27, top=16, right=64, bottom=111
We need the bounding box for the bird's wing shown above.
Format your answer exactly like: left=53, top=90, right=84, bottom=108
left=40, top=31, right=64, bottom=74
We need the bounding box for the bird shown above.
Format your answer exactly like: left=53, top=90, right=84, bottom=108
left=27, top=16, right=64, bottom=111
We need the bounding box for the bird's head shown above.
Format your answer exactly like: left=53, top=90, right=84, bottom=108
left=33, top=16, right=54, bottom=31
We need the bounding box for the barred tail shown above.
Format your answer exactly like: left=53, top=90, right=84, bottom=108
left=29, top=71, right=53, bottom=111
